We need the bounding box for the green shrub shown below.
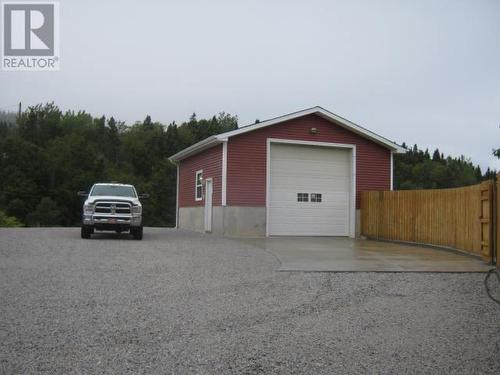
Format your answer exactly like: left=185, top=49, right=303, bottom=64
left=0, top=210, right=23, bottom=227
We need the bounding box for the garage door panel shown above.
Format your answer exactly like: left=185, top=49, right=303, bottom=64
left=270, top=212, right=349, bottom=224
left=271, top=161, right=349, bottom=176
left=271, top=171, right=350, bottom=181
left=269, top=208, right=349, bottom=219
left=272, top=158, right=349, bottom=170
left=270, top=223, right=348, bottom=236
left=270, top=206, right=349, bottom=215
left=272, top=145, right=350, bottom=161
left=269, top=192, right=350, bottom=207
left=269, top=204, right=349, bottom=213
left=269, top=143, right=351, bottom=236
left=271, top=219, right=348, bottom=228
left=269, top=177, right=350, bottom=192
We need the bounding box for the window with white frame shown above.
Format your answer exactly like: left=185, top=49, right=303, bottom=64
left=297, top=193, right=309, bottom=202
left=195, top=170, right=203, bottom=201
left=311, top=193, right=322, bottom=202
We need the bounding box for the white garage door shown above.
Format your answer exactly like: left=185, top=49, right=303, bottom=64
left=268, top=142, right=352, bottom=236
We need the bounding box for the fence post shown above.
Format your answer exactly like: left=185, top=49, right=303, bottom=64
left=496, top=174, right=500, bottom=268
left=479, top=181, right=494, bottom=262
left=490, top=180, right=495, bottom=264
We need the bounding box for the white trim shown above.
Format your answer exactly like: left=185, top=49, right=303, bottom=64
left=169, top=106, right=405, bottom=162
left=267, top=138, right=357, bottom=150
left=390, top=151, right=394, bottom=191
left=169, top=136, right=220, bottom=162
left=176, top=164, right=179, bottom=228
left=266, top=138, right=356, bottom=238
left=195, top=169, right=203, bottom=201
left=218, top=107, right=405, bottom=153
left=222, top=141, right=227, bottom=206
left=265, top=140, right=271, bottom=236
left=351, top=146, right=357, bottom=238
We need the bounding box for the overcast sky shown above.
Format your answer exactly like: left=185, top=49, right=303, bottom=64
left=1, top=0, right=499, bottom=170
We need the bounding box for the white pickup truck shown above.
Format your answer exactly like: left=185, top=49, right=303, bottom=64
left=78, top=183, right=148, bottom=240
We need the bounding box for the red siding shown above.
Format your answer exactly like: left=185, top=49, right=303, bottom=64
left=226, top=114, right=391, bottom=209
left=178, top=144, right=222, bottom=207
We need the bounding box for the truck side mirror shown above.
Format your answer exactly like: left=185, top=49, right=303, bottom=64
left=138, top=193, right=150, bottom=199
left=77, top=191, right=88, bottom=197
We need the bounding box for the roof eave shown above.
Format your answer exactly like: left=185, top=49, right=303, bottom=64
left=168, top=136, right=222, bottom=162
left=313, top=108, right=405, bottom=153
left=170, top=106, right=407, bottom=161
left=392, top=146, right=407, bottom=154
left=217, top=106, right=405, bottom=153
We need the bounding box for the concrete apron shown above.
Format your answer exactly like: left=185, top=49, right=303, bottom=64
left=237, top=237, right=492, bottom=272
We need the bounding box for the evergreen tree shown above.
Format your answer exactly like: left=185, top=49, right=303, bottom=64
left=394, top=145, right=495, bottom=189
left=0, top=102, right=494, bottom=227
left=432, top=149, right=441, bottom=161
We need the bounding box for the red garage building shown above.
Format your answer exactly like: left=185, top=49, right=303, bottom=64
left=169, top=106, right=404, bottom=237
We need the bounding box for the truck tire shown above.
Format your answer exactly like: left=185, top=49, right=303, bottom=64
left=131, top=226, right=143, bottom=240
left=81, top=225, right=92, bottom=239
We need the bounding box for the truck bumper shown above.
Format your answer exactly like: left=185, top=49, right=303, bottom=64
left=83, top=214, right=142, bottom=229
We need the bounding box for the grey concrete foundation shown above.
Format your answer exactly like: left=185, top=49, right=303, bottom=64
left=178, top=206, right=205, bottom=233
left=179, top=206, right=357, bottom=238
left=222, top=206, right=266, bottom=237
left=179, top=206, right=266, bottom=237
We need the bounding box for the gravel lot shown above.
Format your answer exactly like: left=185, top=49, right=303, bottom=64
left=1, top=228, right=499, bottom=374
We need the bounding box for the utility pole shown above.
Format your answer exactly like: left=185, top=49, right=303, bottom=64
left=18, top=102, right=21, bottom=118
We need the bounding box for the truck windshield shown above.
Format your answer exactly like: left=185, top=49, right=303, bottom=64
left=91, top=185, right=137, bottom=197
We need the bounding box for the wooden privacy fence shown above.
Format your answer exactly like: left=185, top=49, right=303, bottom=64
left=361, top=178, right=497, bottom=262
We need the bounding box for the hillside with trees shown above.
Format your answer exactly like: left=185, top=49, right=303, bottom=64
left=0, top=103, right=237, bottom=227
left=393, top=143, right=496, bottom=190
left=0, top=103, right=497, bottom=227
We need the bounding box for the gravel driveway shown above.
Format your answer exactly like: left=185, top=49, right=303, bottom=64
left=1, top=228, right=499, bottom=374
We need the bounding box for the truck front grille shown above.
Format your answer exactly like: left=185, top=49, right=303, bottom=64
left=94, top=201, right=132, bottom=214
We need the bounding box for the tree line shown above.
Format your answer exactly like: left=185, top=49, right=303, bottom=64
left=0, top=103, right=238, bottom=227
left=0, top=103, right=497, bottom=227
left=394, top=143, right=496, bottom=190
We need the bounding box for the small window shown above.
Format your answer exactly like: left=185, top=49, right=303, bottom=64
left=311, top=193, right=322, bottom=203
left=297, top=193, right=309, bottom=202
left=195, top=170, right=203, bottom=201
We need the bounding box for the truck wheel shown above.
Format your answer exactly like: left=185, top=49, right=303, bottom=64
left=81, top=226, right=92, bottom=239
left=131, top=226, right=143, bottom=240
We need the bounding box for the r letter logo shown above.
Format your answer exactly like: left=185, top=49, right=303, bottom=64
left=2, top=1, right=59, bottom=71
